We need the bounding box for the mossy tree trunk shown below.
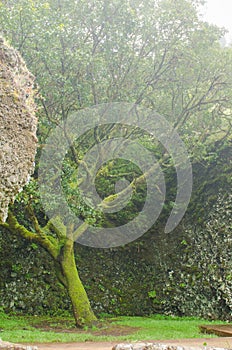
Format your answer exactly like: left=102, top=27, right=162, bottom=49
left=58, top=238, right=97, bottom=327
left=1, top=212, right=97, bottom=327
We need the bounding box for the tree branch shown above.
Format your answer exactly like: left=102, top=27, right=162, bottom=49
left=2, top=212, right=60, bottom=260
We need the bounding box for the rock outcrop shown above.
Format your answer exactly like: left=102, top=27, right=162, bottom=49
left=0, top=339, right=37, bottom=350
left=0, top=37, right=37, bottom=222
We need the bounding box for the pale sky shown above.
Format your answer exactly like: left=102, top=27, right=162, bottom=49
left=202, top=0, right=232, bottom=42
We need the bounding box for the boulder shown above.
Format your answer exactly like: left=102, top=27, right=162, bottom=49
left=0, top=339, right=38, bottom=350
left=0, top=37, right=37, bottom=222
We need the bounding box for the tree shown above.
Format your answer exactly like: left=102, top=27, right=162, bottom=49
left=0, top=0, right=232, bottom=326
left=1, top=211, right=97, bottom=326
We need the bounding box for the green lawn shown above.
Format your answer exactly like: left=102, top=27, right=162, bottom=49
left=0, top=311, right=227, bottom=344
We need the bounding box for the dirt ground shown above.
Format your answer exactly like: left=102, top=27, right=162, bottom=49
left=29, top=319, right=232, bottom=349
left=34, top=337, right=232, bottom=350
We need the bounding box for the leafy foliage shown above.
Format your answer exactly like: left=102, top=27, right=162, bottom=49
left=1, top=0, right=231, bottom=151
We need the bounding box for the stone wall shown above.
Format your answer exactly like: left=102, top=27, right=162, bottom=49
left=0, top=37, right=37, bottom=222
left=0, top=148, right=232, bottom=319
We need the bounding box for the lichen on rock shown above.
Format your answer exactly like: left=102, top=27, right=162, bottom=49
left=0, top=36, right=37, bottom=222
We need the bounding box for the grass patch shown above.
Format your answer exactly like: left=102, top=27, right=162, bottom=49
left=112, top=315, right=226, bottom=340
left=0, top=311, right=227, bottom=344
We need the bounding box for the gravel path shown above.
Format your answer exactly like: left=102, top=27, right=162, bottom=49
left=33, top=337, right=232, bottom=350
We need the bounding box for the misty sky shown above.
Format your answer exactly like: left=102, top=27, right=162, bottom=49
left=203, top=0, right=232, bottom=41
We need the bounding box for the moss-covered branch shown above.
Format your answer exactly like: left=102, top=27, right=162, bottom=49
left=1, top=212, right=60, bottom=260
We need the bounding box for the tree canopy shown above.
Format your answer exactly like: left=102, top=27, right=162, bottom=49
left=1, top=0, right=231, bottom=152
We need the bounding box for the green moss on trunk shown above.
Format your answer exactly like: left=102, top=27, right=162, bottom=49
left=60, top=239, right=97, bottom=327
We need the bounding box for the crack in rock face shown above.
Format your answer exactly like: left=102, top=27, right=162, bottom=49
left=0, top=37, right=37, bottom=222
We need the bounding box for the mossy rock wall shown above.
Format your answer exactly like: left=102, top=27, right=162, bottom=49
left=0, top=37, right=37, bottom=222
left=0, top=147, right=231, bottom=320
